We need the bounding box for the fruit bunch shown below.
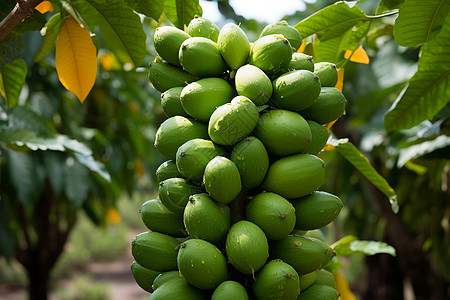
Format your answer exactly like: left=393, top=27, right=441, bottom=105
left=131, top=16, right=346, bottom=300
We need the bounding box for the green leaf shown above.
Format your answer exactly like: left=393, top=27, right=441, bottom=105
left=163, top=0, right=203, bottom=29
left=34, top=13, right=62, bottom=62
left=9, top=106, right=56, bottom=136
left=43, top=151, right=65, bottom=196
left=294, top=1, right=369, bottom=41
left=377, top=0, right=405, bottom=13
left=0, top=32, right=23, bottom=67
left=385, top=15, right=450, bottom=131
left=74, top=153, right=111, bottom=182
left=393, top=0, right=450, bottom=47
left=332, top=235, right=396, bottom=256
left=127, top=0, right=163, bottom=20
left=329, top=138, right=399, bottom=213
left=0, top=59, right=27, bottom=109
left=397, top=134, right=450, bottom=167
left=64, top=157, right=90, bottom=207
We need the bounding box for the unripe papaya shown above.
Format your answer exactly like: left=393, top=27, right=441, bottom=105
left=130, top=261, right=160, bottom=293
left=148, top=58, right=198, bottom=92
left=154, top=116, right=208, bottom=159
left=300, top=87, right=347, bottom=125
left=158, top=178, right=204, bottom=215
left=187, top=16, right=220, bottom=42
left=226, top=220, right=269, bottom=275
left=299, top=270, right=318, bottom=291
left=140, top=199, right=187, bottom=237
left=262, top=154, right=325, bottom=199
left=212, top=280, right=249, bottom=300
left=204, top=157, right=242, bottom=204
left=288, top=53, right=314, bottom=72
left=160, top=87, right=188, bottom=117
left=152, top=270, right=181, bottom=291
left=179, top=37, right=227, bottom=77
left=297, top=283, right=340, bottom=300
left=254, top=109, right=311, bottom=157
left=253, top=260, right=300, bottom=300
left=148, top=276, right=209, bottom=299
left=235, top=65, right=272, bottom=105
left=176, top=138, right=228, bottom=182
left=181, top=78, right=234, bottom=122
left=154, top=26, right=190, bottom=66
left=156, top=160, right=183, bottom=183
left=183, top=193, right=231, bottom=244
left=177, top=239, right=228, bottom=290
left=314, top=269, right=336, bottom=288
left=249, top=34, right=292, bottom=76
left=305, top=120, right=329, bottom=155
left=314, top=62, right=338, bottom=87
left=208, top=96, right=259, bottom=146
left=218, top=23, right=250, bottom=70
left=259, top=21, right=302, bottom=50
left=271, top=70, right=321, bottom=112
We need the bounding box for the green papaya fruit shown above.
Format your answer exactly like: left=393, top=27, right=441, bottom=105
left=154, top=116, right=208, bottom=159
left=235, top=64, right=272, bottom=105
left=212, top=280, right=249, bottom=300
left=262, top=154, right=325, bottom=199
left=131, top=231, right=180, bottom=272
left=156, top=160, right=183, bottom=183
left=314, top=62, right=338, bottom=87
left=230, top=136, right=269, bottom=190
left=154, top=26, right=190, bottom=66
left=249, top=34, right=292, bottom=76
left=140, top=199, right=187, bottom=237
left=254, top=109, right=311, bottom=157
left=148, top=58, right=198, bottom=92
left=208, top=96, right=260, bottom=146
left=297, top=283, right=340, bottom=300
left=203, top=156, right=242, bottom=204
left=299, top=270, right=318, bottom=292
left=158, top=178, right=204, bottom=215
left=299, top=87, right=347, bottom=125
left=176, top=138, right=228, bottom=182
left=246, top=192, right=296, bottom=241
left=253, top=260, right=300, bottom=300
left=291, top=191, right=343, bottom=230
left=225, top=220, right=269, bottom=275
left=288, top=53, right=314, bottom=72
left=314, top=269, right=336, bottom=288
left=218, top=23, right=250, bottom=70
left=183, top=193, right=230, bottom=244
left=160, top=87, right=188, bottom=117
left=177, top=239, right=228, bottom=290
left=179, top=37, right=228, bottom=77
left=187, top=16, right=220, bottom=42
left=181, top=78, right=234, bottom=122
left=270, top=235, right=335, bottom=275
left=259, top=21, right=302, bottom=50
left=148, top=276, right=209, bottom=300
left=305, top=121, right=329, bottom=155
left=152, top=270, right=181, bottom=291
left=130, top=261, right=160, bottom=293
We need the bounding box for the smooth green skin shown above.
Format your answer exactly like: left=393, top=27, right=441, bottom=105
left=148, top=276, right=209, bottom=300
left=177, top=239, right=228, bottom=290
left=299, top=270, right=318, bottom=292
left=179, top=37, right=227, bottom=77
left=148, top=59, right=198, bottom=92
left=296, top=284, right=339, bottom=300
left=314, top=62, right=338, bottom=87
left=300, top=87, right=347, bottom=125
left=175, top=138, right=228, bottom=183
left=131, top=231, right=179, bottom=272
left=160, top=87, right=188, bottom=117
left=272, top=70, right=321, bottom=112
left=253, top=260, right=300, bottom=300
left=291, top=191, right=343, bottom=231
left=158, top=178, right=204, bottom=215
left=154, top=116, right=208, bottom=159
left=208, top=96, right=260, bottom=146
left=140, top=199, right=187, bottom=237
left=181, top=78, right=234, bottom=122
left=156, top=160, right=183, bottom=183
left=154, top=26, right=190, bottom=66
left=262, top=154, right=325, bottom=199
left=204, top=157, right=242, bottom=204
left=130, top=261, right=160, bottom=293
left=246, top=192, right=296, bottom=241
left=235, top=65, right=272, bottom=105
left=254, top=109, right=312, bottom=157
left=184, top=193, right=231, bottom=244
left=187, top=16, right=220, bottom=42
left=314, top=269, right=336, bottom=288
left=305, top=121, right=329, bottom=155
left=218, top=23, right=250, bottom=70
left=212, top=280, right=249, bottom=300
left=270, top=235, right=335, bottom=275
left=225, top=220, right=269, bottom=275
left=249, top=34, right=293, bottom=75
left=259, top=21, right=303, bottom=50
left=288, top=53, right=314, bottom=72
left=152, top=270, right=181, bottom=291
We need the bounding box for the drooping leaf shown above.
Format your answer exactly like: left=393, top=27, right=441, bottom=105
left=397, top=134, right=450, bottom=167
left=332, top=235, right=396, bottom=256
left=0, top=59, right=27, bottom=109
left=64, top=157, right=90, bottom=207
left=74, top=153, right=111, bottom=182
left=393, top=0, right=450, bottom=47
left=385, top=16, right=450, bottom=131
left=294, top=1, right=369, bottom=41
left=55, top=16, right=98, bottom=103
left=34, top=13, right=62, bottom=62
left=127, top=0, right=163, bottom=20
left=43, top=151, right=65, bottom=196
left=163, top=0, right=203, bottom=29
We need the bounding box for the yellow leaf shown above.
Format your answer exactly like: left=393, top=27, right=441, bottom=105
left=56, top=17, right=97, bottom=103
left=335, top=272, right=356, bottom=300
left=335, top=68, right=344, bottom=91
left=106, top=208, right=121, bottom=224
left=35, top=1, right=54, bottom=14
left=297, top=40, right=306, bottom=53
left=344, top=46, right=369, bottom=64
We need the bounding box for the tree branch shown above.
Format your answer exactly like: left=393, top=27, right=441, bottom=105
left=0, top=0, right=44, bottom=42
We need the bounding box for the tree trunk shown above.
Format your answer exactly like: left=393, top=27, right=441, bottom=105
left=27, top=262, right=51, bottom=300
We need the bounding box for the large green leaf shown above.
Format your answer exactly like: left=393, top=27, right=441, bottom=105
left=0, top=32, right=23, bottom=67
left=75, top=153, right=111, bottom=182
left=34, top=13, right=62, bottom=62
left=163, top=0, right=203, bottom=29
left=127, top=0, right=164, bottom=20
left=64, top=157, right=90, bottom=207
left=393, top=0, right=450, bottom=47
left=0, top=59, right=27, bottom=109
left=332, top=235, right=396, bottom=256
left=385, top=15, right=450, bottom=131
left=294, top=1, right=369, bottom=41
left=329, top=138, right=399, bottom=213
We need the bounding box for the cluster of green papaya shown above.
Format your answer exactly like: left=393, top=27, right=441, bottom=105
left=131, top=16, right=347, bottom=300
